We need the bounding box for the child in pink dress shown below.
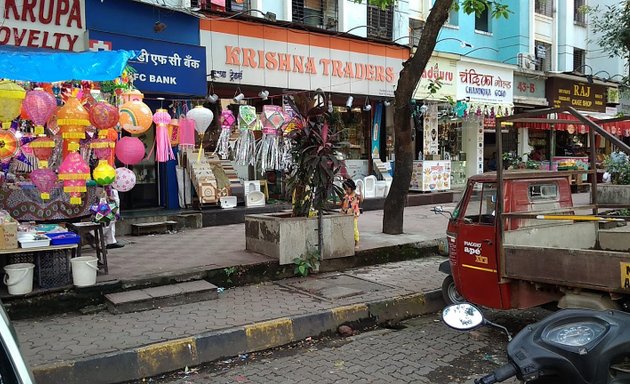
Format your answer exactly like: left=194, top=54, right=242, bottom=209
left=340, top=179, right=362, bottom=249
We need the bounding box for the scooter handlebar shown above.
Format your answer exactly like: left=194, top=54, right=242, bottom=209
left=474, top=363, right=518, bottom=384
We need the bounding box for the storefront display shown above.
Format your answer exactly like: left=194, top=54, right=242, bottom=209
left=410, top=160, right=451, bottom=192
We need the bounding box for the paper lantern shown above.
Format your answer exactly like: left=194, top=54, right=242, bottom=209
left=186, top=105, right=214, bottom=135
left=30, top=136, right=55, bottom=168
left=92, top=160, right=116, bottom=186
left=119, top=100, right=153, bottom=134
left=30, top=168, right=57, bottom=200
left=0, top=81, right=26, bottom=129
left=89, top=102, right=119, bottom=138
left=153, top=109, right=174, bottom=162
left=112, top=167, right=136, bottom=192
left=58, top=152, right=90, bottom=205
left=115, top=136, right=145, bottom=165
left=23, top=88, right=57, bottom=135
left=58, top=96, right=90, bottom=152
left=168, top=118, right=180, bottom=146
left=0, top=130, right=19, bottom=161
left=90, top=138, right=115, bottom=160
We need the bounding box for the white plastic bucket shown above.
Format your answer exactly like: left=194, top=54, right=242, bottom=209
left=3, top=263, right=34, bottom=295
left=70, top=257, right=99, bottom=287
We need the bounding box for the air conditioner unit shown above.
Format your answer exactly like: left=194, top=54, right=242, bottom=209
left=518, top=54, right=537, bottom=70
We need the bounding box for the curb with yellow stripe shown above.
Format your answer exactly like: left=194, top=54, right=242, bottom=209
left=33, top=290, right=444, bottom=384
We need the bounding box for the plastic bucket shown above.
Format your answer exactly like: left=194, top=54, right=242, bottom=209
left=3, top=263, right=34, bottom=295
left=70, top=257, right=99, bottom=287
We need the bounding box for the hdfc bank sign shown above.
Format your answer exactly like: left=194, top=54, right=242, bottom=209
left=0, top=0, right=85, bottom=51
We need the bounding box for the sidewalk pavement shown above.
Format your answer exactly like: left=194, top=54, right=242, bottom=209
left=18, top=257, right=448, bottom=384
left=91, top=203, right=456, bottom=282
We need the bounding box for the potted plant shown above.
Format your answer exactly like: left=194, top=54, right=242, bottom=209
left=245, top=92, right=355, bottom=266
left=598, top=151, right=630, bottom=205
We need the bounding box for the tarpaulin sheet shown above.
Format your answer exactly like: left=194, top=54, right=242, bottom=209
left=0, top=49, right=137, bottom=82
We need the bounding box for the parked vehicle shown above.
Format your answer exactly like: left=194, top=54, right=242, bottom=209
left=0, top=301, right=34, bottom=383
left=437, top=107, right=630, bottom=312
left=442, top=303, right=630, bottom=384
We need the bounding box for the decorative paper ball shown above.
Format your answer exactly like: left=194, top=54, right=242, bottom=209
left=186, top=105, right=214, bottom=135
left=23, top=88, right=56, bottom=135
left=92, top=160, right=116, bottom=186
left=89, top=102, right=119, bottom=132
left=112, top=167, right=136, bottom=192
left=0, top=80, right=26, bottom=128
left=115, top=136, right=145, bottom=165
left=119, top=100, right=153, bottom=134
left=153, top=108, right=171, bottom=126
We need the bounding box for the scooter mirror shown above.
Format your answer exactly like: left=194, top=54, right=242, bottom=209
left=442, top=304, right=484, bottom=331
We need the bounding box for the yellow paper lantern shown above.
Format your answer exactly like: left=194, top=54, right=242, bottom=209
left=92, top=160, right=117, bottom=186
left=0, top=81, right=26, bottom=129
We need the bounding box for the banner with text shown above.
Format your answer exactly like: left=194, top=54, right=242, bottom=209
left=456, top=62, right=513, bottom=105
left=200, top=19, right=409, bottom=97
left=0, top=0, right=86, bottom=51
left=414, top=56, right=458, bottom=101
left=88, top=30, right=206, bottom=96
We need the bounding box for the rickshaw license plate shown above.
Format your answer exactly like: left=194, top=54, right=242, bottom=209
left=620, top=262, right=630, bottom=289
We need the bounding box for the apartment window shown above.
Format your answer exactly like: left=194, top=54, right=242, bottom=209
left=574, top=0, right=586, bottom=24
left=535, top=0, right=553, bottom=17
left=292, top=0, right=338, bottom=30
left=535, top=41, right=552, bottom=71
left=409, top=18, right=425, bottom=47
left=573, top=48, right=586, bottom=73
left=474, top=3, right=490, bottom=33
left=367, top=4, right=393, bottom=40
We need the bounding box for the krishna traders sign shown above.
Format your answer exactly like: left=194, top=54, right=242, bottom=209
left=200, top=19, right=409, bottom=97
left=0, top=0, right=85, bottom=51
left=456, top=62, right=513, bottom=104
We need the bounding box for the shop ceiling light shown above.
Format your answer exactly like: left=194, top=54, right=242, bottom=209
left=345, top=96, right=353, bottom=109
left=384, top=100, right=391, bottom=107
left=233, top=87, right=245, bottom=103
left=258, top=90, right=269, bottom=100
left=207, top=94, right=219, bottom=103
left=363, top=96, right=371, bottom=112
left=328, top=100, right=333, bottom=113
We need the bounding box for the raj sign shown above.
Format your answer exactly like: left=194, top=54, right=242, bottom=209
left=200, top=19, right=409, bottom=97
left=0, top=0, right=85, bottom=51
left=456, top=62, right=513, bottom=104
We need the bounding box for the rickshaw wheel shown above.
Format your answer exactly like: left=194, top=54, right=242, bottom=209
left=442, top=275, right=465, bottom=305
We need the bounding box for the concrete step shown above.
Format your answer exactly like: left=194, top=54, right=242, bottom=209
left=105, top=280, right=218, bottom=314
left=599, top=224, right=630, bottom=252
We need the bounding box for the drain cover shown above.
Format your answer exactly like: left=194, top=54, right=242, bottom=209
left=282, top=274, right=391, bottom=300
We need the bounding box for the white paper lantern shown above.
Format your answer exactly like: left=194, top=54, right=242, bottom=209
left=186, top=105, right=214, bottom=135
left=112, top=167, right=136, bottom=192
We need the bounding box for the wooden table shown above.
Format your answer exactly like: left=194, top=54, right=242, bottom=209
left=0, top=245, right=77, bottom=288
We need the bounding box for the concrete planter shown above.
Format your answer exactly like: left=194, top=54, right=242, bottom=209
left=597, top=184, right=630, bottom=206
left=245, top=212, right=355, bottom=265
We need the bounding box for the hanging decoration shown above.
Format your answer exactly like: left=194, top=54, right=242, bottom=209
left=186, top=105, right=214, bottom=162
left=30, top=168, right=57, bottom=200
left=29, top=136, right=56, bottom=168
left=178, top=114, right=196, bottom=148
left=257, top=105, right=286, bottom=173
left=234, top=105, right=258, bottom=166
left=216, top=109, right=235, bottom=159
left=92, top=160, right=117, bottom=186
left=90, top=196, right=119, bottom=225
left=115, top=136, right=145, bottom=165
left=0, top=130, right=20, bottom=161
left=58, top=96, right=90, bottom=152
left=112, top=167, right=136, bottom=192
left=119, top=91, right=153, bottom=135
left=152, top=108, right=175, bottom=162
left=0, top=81, right=26, bottom=129
left=58, top=152, right=90, bottom=205
left=89, top=101, right=119, bottom=138
left=168, top=118, right=180, bottom=147
left=23, top=88, right=56, bottom=135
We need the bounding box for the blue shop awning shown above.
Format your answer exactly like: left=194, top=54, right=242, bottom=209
left=0, top=48, right=137, bottom=82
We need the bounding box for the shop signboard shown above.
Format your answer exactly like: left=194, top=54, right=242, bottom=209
left=410, top=160, right=451, bottom=192
left=371, top=103, right=382, bottom=159
left=414, top=56, right=457, bottom=101
left=88, top=31, right=206, bottom=96
left=456, top=62, right=514, bottom=104
left=619, top=88, right=630, bottom=115
left=546, top=76, right=607, bottom=113
left=200, top=19, right=408, bottom=97
left=513, top=74, right=546, bottom=100
left=0, top=0, right=86, bottom=51
left=423, top=104, right=439, bottom=156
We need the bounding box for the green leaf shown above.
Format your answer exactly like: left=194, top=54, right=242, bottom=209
left=298, top=264, right=307, bottom=276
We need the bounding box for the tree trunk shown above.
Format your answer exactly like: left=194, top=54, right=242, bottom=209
left=383, top=0, right=454, bottom=235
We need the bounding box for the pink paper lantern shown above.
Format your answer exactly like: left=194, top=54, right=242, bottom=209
left=58, top=152, right=90, bottom=205
left=115, top=136, right=145, bottom=165
left=90, top=138, right=115, bottom=160
left=112, top=167, right=136, bottom=192
left=23, top=88, right=56, bottom=136
left=153, top=108, right=171, bottom=126
left=89, top=102, right=119, bottom=137
left=153, top=108, right=174, bottom=163
left=30, top=168, right=57, bottom=200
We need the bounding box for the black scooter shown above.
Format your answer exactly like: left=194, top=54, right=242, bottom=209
left=442, top=303, right=630, bottom=384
